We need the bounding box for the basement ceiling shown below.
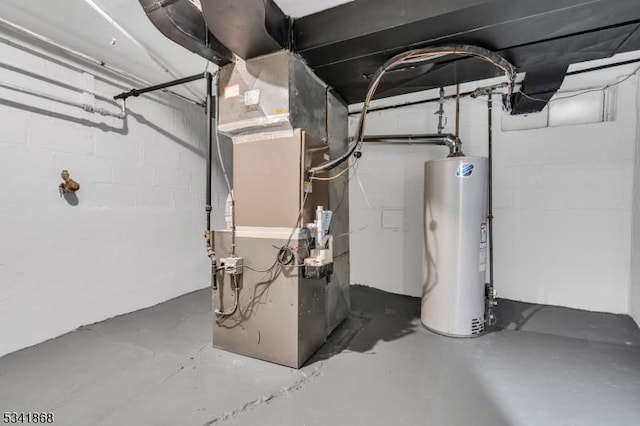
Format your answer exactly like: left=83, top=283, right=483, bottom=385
left=0, top=0, right=639, bottom=112
left=291, top=0, right=640, bottom=112
left=0, top=0, right=210, bottom=100
left=0, top=1, right=352, bottom=102
left=185, top=0, right=640, bottom=112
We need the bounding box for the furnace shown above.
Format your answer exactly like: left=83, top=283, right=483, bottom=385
left=211, top=51, right=350, bottom=368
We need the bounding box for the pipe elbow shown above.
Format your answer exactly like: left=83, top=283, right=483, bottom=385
left=445, top=135, right=464, bottom=157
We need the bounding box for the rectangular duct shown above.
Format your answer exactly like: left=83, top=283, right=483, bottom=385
left=218, top=51, right=327, bottom=141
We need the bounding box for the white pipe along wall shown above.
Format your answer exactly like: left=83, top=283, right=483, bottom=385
left=349, top=59, right=640, bottom=323
left=630, top=72, right=640, bottom=327
left=0, top=25, right=228, bottom=357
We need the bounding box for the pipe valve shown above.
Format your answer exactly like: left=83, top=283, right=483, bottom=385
left=59, top=170, right=80, bottom=194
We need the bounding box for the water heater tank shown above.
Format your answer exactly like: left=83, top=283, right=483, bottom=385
left=422, top=156, right=488, bottom=337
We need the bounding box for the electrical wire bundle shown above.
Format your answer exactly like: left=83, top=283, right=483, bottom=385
left=308, top=45, right=517, bottom=180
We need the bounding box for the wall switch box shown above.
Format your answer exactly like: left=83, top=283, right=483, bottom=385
left=221, top=257, right=243, bottom=275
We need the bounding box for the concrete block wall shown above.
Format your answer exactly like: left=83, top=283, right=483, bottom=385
left=630, top=74, right=640, bottom=325
left=349, top=64, right=639, bottom=318
left=0, top=33, right=229, bottom=356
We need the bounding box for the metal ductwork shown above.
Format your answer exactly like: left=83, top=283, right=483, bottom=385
left=139, top=0, right=233, bottom=65
left=201, top=0, right=288, bottom=60
left=138, top=0, right=640, bottom=112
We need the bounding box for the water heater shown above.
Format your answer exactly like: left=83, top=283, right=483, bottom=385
left=422, top=156, right=488, bottom=337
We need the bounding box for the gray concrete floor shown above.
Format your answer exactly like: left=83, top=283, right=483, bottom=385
left=1, top=285, right=640, bottom=426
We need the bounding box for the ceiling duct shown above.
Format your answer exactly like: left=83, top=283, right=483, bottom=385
left=201, top=0, right=288, bottom=60
left=138, top=0, right=640, bottom=111
left=139, top=0, right=233, bottom=65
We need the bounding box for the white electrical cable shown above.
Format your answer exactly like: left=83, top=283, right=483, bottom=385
left=81, top=0, right=205, bottom=103
left=211, top=75, right=236, bottom=258
left=214, top=103, right=232, bottom=196
left=0, top=17, right=202, bottom=107
left=0, top=59, right=114, bottom=102
left=517, top=64, right=640, bottom=104
left=334, top=164, right=372, bottom=241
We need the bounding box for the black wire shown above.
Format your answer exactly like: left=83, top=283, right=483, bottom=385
left=277, top=246, right=295, bottom=266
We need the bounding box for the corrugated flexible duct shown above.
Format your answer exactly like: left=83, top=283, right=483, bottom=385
left=138, top=0, right=233, bottom=65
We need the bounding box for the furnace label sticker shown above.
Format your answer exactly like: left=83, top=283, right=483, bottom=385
left=224, top=84, right=240, bottom=99
left=456, top=162, right=474, bottom=178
